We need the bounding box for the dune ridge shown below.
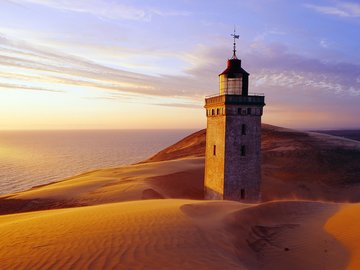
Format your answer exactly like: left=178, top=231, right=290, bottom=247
left=145, top=124, right=360, bottom=202
left=326, top=203, right=360, bottom=270
left=2, top=124, right=358, bottom=215
left=0, top=158, right=204, bottom=214
left=1, top=124, right=360, bottom=269
left=0, top=199, right=351, bottom=270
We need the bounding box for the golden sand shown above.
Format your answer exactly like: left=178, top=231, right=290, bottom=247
left=1, top=125, right=359, bottom=269
left=326, top=204, right=360, bottom=270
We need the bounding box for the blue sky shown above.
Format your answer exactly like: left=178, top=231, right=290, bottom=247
left=0, top=0, right=359, bottom=129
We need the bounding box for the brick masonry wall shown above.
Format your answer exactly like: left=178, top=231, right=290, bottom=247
left=224, top=105, right=262, bottom=202
left=204, top=109, right=226, bottom=199
left=204, top=102, right=263, bottom=202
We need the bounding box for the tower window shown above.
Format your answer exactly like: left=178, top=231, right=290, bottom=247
left=211, top=109, right=215, bottom=116
left=247, top=108, right=252, bottom=115
left=217, top=108, right=220, bottom=115
left=237, top=108, right=241, bottom=115
left=241, top=124, right=246, bottom=135
left=241, top=145, right=246, bottom=156
left=240, top=189, right=245, bottom=199
left=213, top=145, right=216, bottom=156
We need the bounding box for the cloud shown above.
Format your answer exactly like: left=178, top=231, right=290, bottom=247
left=0, top=33, right=159, bottom=93
left=8, top=0, right=190, bottom=21
left=83, top=91, right=201, bottom=109
left=153, top=103, right=200, bottom=109
left=181, top=41, right=360, bottom=97
left=0, top=31, right=359, bottom=117
left=242, top=42, right=360, bottom=97
left=0, top=33, right=213, bottom=102
left=320, top=38, right=330, bottom=48
left=305, top=2, right=360, bottom=17
left=0, top=82, right=63, bottom=92
left=254, top=29, right=287, bottom=42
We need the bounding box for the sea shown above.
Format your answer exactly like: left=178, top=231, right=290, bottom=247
left=0, top=129, right=196, bottom=196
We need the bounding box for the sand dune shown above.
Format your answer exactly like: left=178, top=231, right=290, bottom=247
left=0, top=158, right=204, bottom=214
left=143, top=129, right=206, bottom=163
left=145, top=124, right=360, bottom=202
left=326, top=203, right=360, bottom=270
left=2, top=124, right=359, bottom=215
left=261, top=125, right=360, bottom=202
left=225, top=201, right=348, bottom=270
left=0, top=200, right=244, bottom=270
left=1, top=124, right=359, bottom=269
left=0, top=199, right=352, bottom=270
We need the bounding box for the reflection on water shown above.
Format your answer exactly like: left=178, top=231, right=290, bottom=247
left=0, top=129, right=195, bottom=195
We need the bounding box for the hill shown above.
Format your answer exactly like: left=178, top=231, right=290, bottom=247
left=145, top=124, right=360, bottom=202
left=1, top=124, right=360, bottom=269
left=0, top=199, right=356, bottom=270
left=2, top=124, right=360, bottom=216
left=312, top=129, right=360, bottom=142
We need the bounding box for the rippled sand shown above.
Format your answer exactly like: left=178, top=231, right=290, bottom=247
left=1, top=125, right=360, bottom=269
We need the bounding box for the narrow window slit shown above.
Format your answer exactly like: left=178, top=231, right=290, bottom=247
left=241, top=124, right=246, bottom=135
left=241, top=145, right=246, bottom=156
left=241, top=189, right=245, bottom=199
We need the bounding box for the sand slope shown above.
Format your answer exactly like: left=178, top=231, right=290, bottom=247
left=144, top=129, right=206, bottom=163
left=0, top=124, right=359, bottom=269
left=326, top=203, right=360, bottom=270
left=0, top=199, right=350, bottom=270
left=0, top=200, right=244, bottom=270
left=2, top=124, right=359, bottom=215
left=0, top=158, right=204, bottom=214
left=261, top=125, right=360, bottom=201
left=2, top=124, right=360, bottom=216
left=145, top=124, right=360, bottom=202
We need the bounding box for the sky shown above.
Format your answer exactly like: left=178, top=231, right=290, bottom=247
left=0, top=0, right=359, bottom=130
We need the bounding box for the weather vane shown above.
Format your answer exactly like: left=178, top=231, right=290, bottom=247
left=231, top=26, right=239, bottom=58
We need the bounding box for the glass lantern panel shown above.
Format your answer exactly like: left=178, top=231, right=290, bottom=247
left=227, top=78, right=242, bottom=94
left=219, top=75, right=242, bottom=95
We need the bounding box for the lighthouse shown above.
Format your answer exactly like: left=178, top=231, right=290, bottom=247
left=204, top=31, right=265, bottom=202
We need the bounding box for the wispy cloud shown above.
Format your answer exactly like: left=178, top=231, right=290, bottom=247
left=0, top=33, right=209, bottom=101
left=2, top=29, right=360, bottom=98
left=320, top=38, right=330, bottom=48
left=1, top=29, right=359, bottom=116
left=185, top=41, right=360, bottom=97
left=0, top=81, right=63, bottom=92
left=305, top=1, right=360, bottom=17
left=254, top=29, right=286, bottom=42
left=244, top=42, right=360, bottom=96
left=253, top=71, right=346, bottom=95
left=8, top=0, right=190, bottom=21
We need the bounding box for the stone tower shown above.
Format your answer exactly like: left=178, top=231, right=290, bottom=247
left=204, top=33, right=265, bottom=202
